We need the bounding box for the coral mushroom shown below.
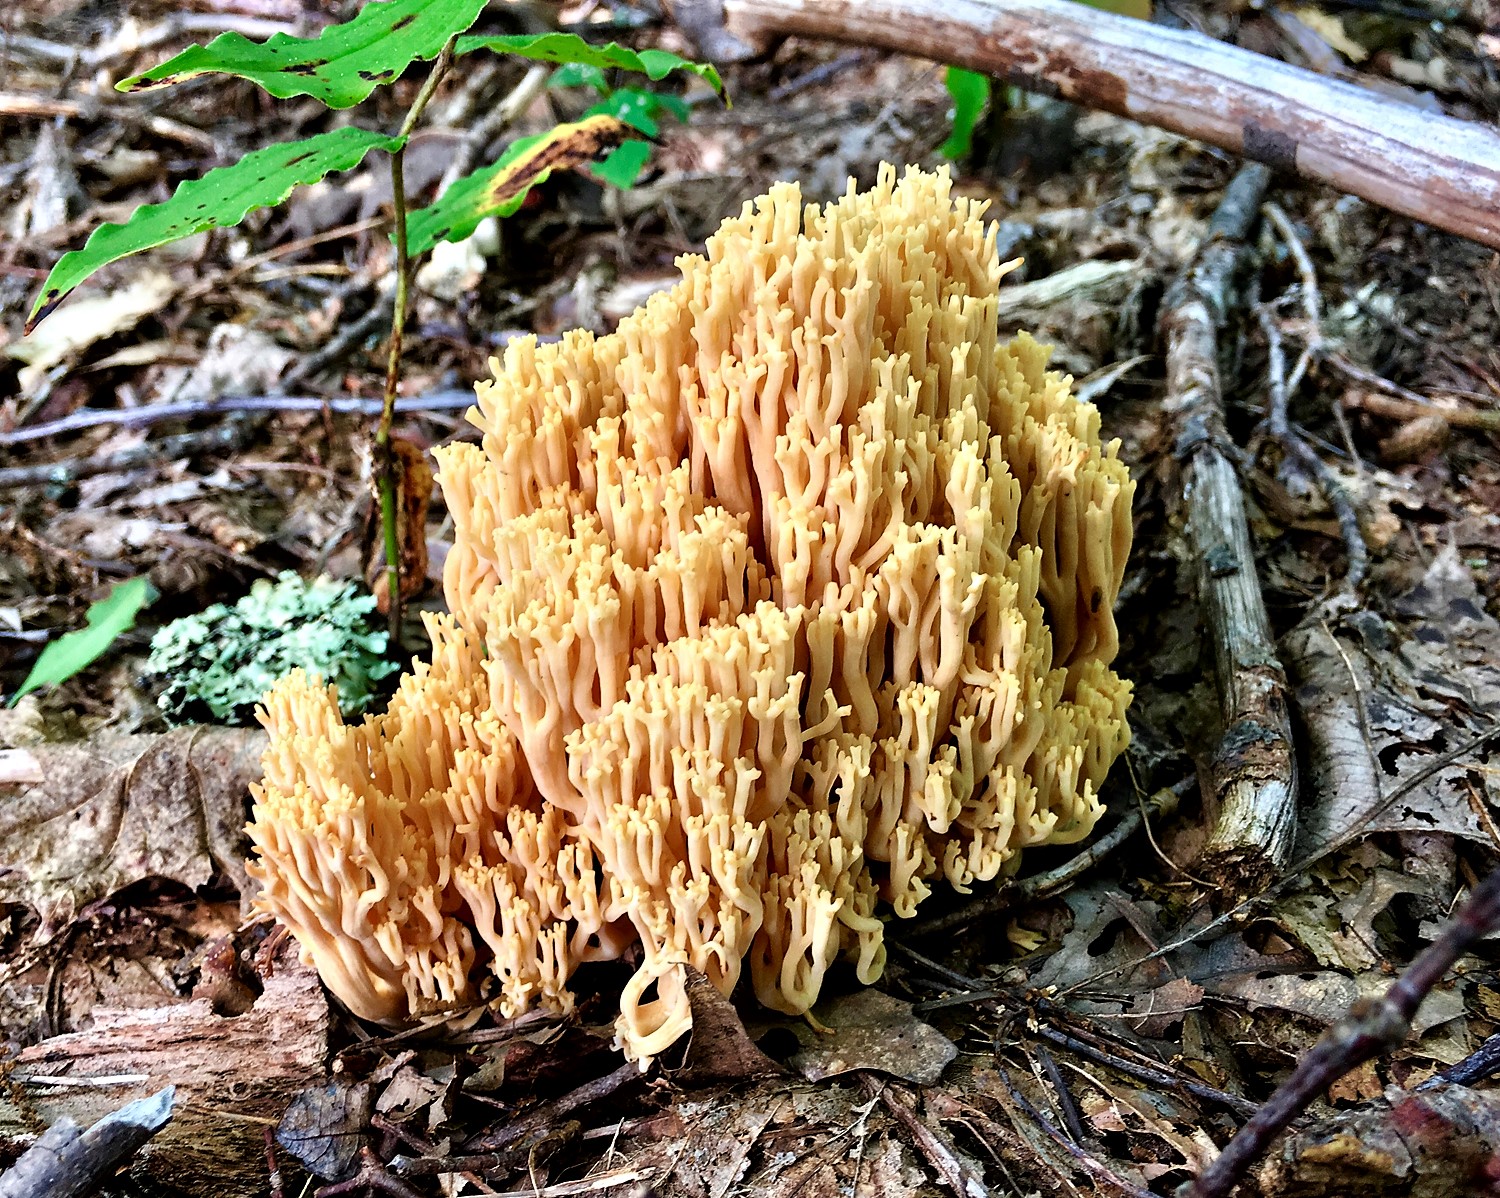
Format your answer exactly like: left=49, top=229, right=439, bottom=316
left=248, top=164, right=1134, bottom=1060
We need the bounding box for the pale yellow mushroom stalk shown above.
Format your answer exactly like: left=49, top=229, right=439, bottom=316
left=248, top=164, right=1134, bottom=1061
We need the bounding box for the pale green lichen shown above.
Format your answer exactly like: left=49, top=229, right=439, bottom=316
left=147, top=572, right=396, bottom=725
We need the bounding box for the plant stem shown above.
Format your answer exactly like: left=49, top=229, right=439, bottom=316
left=376, top=35, right=457, bottom=651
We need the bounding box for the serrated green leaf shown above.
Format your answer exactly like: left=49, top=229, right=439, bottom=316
left=28, top=128, right=402, bottom=330
left=456, top=32, right=724, bottom=98
left=589, top=139, right=652, bottom=190
left=116, top=0, right=487, bottom=108
left=11, top=578, right=157, bottom=705
left=405, top=115, right=630, bottom=257
left=939, top=66, right=990, bottom=160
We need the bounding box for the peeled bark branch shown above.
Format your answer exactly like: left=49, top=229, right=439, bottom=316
left=1160, top=164, right=1299, bottom=896
left=720, top=0, right=1500, bottom=250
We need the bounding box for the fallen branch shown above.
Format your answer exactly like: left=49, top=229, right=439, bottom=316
left=0, top=1088, right=175, bottom=1198
left=1182, top=862, right=1500, bottom=1198
left=0, top=390, right=475, bottom=447
left=1159, top=163, right=1298, bottom=896
left=718, top=0, right=1500, bottom=250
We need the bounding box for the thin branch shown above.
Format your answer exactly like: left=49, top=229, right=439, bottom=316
left=0, top=391, right=474, bottom=447
left=1257, top=306, right=1369, bottom=592
left=1182, top=863, right=1500, bottom=1198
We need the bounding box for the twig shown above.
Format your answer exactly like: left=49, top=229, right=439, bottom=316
left=900, top=782, right=1184, bottom=937
left=861, top=1074, right=988, bottom=1198
left=1342, top=387, right=1500, bottom=432
left=767, top=49, right=873, bottom=100
left=442, top=64, right=552, bottom=192
left=1028, top=1025, right=1260, bottom=1119
left=1181, top=862, right=1500, bottom=1198
left=0, top=390, right=474, bottom=447
left=1160, top=162, right=1297, bottom=897
left=1420, top=1030, right=1500, bottom=1089
left=1257, top=203, right=1369, bottom=591
left=1262, top=203, right=1322, bottom=384
left=1257, top=307, right=1369, bottom=591
left=0, top=1086, right=175, bottom=1198
left=1033, top=1046, right=1088, bottom=1145
left=0, top=93, right=217, bottom=151
left=377, top=36, right=457, bottom=646
left=992, top=1063, right=1154, bottom=1198
left=465, top=1061, right=643, bottom=1154
left=315, top=1147, right=424, bottom=1198
left=265, top=1127, right=284, bottom=1198
left=718, top=0, right=1500, bottom=250
left=1326, top=356, right=1500, bottom=431
left=0, top=419, right=259, bottom=489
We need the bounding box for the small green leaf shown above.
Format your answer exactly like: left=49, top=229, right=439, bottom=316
left=939, top=66, right=990, bottom=160
left=29, top=128, right=402, bottom=330
left=456, top=32, right=724, bottom=98
left=590, top=139, right=652, bottom=190
left=549, top=61, right=609, bottom=92
left=116, top=0, right=488, bottom=108
left=405, top=115, right=630, bottom=256
left=584, top=88, right=687, bottom=139
left=11, top=578, right=157, bottom=705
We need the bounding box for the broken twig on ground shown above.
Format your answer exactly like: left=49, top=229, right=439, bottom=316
left=1159, top=162, right=1298, bottom=896
left=1183, top=862, right=1500, bottom=1198
left=0, top=391, right=475, bottom=447
left=0, top=1087, right=175, bottom=1198
left=1257, top=306, right=1369, bottom=592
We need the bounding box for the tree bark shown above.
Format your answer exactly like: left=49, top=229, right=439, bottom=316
left=720, top=0, right=1500, bottom=250
left=1158, top=164, right=1298, bottom=895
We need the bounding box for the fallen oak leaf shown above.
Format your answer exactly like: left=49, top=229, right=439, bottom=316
left=0, top=724, right=264, bottom=940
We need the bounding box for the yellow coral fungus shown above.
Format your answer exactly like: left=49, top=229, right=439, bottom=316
left=247, top=164, right=1134, bottom=1060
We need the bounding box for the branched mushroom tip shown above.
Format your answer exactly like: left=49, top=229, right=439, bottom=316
left=247, top=165, right=1135, bottom=1060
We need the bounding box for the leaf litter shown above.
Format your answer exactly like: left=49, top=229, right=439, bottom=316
left=3, top=2, right=1500, bottom=1196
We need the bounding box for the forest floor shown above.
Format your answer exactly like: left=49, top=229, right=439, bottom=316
left=4, top=2, right=1500, bottom=1196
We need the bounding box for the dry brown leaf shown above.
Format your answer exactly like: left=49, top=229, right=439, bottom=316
left=1286, top=546, right=1500, bottom=852
left=676, top=965, right=784, bottom=1084
left=0, top=724, right=263, bottom=939
left=782, top=989, right=957, bottom=1086
left=1127, top=976, right=1205, bottom=1038
left=368, top=435, right=435, bottom=613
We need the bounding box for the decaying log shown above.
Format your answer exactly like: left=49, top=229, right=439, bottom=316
left=0, top=950, right=328, bottom=1196
left=718, top=0, right=1500, bottom=251
left=1159, top=163, right=1299, bottom=896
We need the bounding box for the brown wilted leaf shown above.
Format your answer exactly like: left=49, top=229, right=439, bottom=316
left=0, top=723, right=263, bottom=939
left=675, top=966, right=784, bottom=1084
left=1286, top=545, right=1500, bottom=851
left=367, top=435, right=434, bottom=613
left=781, top=990, right=957, bottom=1086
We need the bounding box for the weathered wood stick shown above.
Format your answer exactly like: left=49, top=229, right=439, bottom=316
left=1160, top=163, right=1299, bottom=895
left=0, top=1088, right=174, bottom=1198
left=719, top=0, right=1500, bottom=250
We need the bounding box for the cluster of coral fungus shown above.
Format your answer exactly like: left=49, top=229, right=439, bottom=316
left=248, top=165, right=1134, bottom=1060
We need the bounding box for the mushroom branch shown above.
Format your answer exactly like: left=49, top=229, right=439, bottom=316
left=247, top=166, right=1135, bottom=1061
left=716, top=0, right=1500, bottom=252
